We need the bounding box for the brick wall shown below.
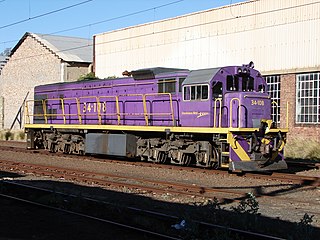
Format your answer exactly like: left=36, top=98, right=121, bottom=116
left=0, top=36, right=91, bottom=130
left=280, top=74, right=320, bottom=142
left=0, top=96, right=3, bottom=129
left=0, top=36, right=61, bottom=130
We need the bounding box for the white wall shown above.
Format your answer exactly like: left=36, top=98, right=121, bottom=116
left=95, top=0, right=320, bottom=77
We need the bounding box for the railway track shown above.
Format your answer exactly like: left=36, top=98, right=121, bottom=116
left=0, top=142, right=318, bottom=188
left=1, top=141, right=319, bottom=239
left=0, top=158, right=319, bottom=213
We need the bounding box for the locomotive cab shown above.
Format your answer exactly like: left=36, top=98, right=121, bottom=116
left=180, top=63, right=287, bottom=171
left=180, top=63, right=270, bottom=129
left=221, top=65, right=271, bottom=128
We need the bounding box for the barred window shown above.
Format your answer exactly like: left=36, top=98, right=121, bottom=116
left=265, top=75, right=280, bottom=123
left=296, top=73, right=320, bottom=124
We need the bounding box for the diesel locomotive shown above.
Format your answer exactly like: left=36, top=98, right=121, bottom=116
left=24, top=62, right=288, bottom=171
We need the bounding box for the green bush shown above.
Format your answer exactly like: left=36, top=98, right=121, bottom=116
left=4, top=131, right=12, bottom=141
left=78, top=72, right=98, bottom=81
left=19, top=131, right=26, bottom=140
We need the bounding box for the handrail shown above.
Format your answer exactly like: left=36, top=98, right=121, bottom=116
left=229, top=98, right=241, bottom=128
left=24, top=99, right=47, bottom=124
left=145, top=93, right=175, bottom=126
left=62, top=97, right=82, bottom=124
left=79, top=96, right=101, bottom=124
left=42, top=99, right=47, bottom=124
left=271, top=101, right=278, bottom=127
left=25, top=93, right=177, bottom=126
left=45, top=98, right=81, bottom=124
left=286, top=101, right=289, bottom=129
left=213, top=98, right=222, bottom=128
left=43, top=98, right=65, bottom=124
left=97, top=95, right=121, bottom=125
left=119, top=93, right=148, bottom=125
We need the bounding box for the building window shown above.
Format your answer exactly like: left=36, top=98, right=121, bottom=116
left=296, top=73, right=320, bottom=124
left=265, top=75, right=280, bottom=123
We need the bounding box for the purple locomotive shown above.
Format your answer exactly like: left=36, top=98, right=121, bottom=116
left=25, top=62, right=287, bottom=171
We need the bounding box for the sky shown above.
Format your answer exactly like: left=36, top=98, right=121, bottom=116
left=0, top=0, right=246, bottom=54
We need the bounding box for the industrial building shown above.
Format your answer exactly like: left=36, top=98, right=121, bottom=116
left=94, top=0, right=320, bottom=142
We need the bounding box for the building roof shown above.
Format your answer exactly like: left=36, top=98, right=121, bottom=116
left=11, top=32, right=93, bottom=63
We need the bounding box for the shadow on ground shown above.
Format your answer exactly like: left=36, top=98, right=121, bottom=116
left=0, top=170, right=318, bottom=240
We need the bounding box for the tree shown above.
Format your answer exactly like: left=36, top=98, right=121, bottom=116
left=78, top=72, right=98, bottom=81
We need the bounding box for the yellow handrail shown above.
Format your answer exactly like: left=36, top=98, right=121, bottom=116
left=229, top=98, right=241, bottom=128
left=25, top=93, right=177, bottom=126
left=79, top=96, right=101, bottom=124
left=44, top=98, right=66, bottom=124
left=145, top=93, right=175, bottom=126
left=119, top=94, right=148, bottom=125
left=286, top=101, right=289, bottom=129
left=24, top=99, right=47, bottom=124
left=213, top=98, right=222, bottom=128
left=97, top=95, right=121, bottom=125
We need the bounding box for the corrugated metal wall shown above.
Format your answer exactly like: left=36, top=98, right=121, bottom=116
left=94, top=0, right=320, bottom=77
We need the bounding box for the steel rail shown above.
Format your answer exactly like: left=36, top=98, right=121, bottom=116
left=0, top=143, right=318, bottom=187
left=1, top=159, right=319, bottom=211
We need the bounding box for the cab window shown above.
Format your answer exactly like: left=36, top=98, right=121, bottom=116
left=242, top=76, right=254, bottom=91
left=212, top=81, right=223, bottom=98
left=227, top=75, right=239, bottom=91
left=183, top=85, right=190, bottom=100
left=183, top=84, right=209, bottom=101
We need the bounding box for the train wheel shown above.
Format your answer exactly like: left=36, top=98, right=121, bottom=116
left=63, top=144, right=70, bottom=154
left=181, top=153, right=192, bottom=166
left=211, top=146, right=220, bottom=169
left=49, top=143, right=58, bottom=153
left=157, top=151, right=168, bottom=164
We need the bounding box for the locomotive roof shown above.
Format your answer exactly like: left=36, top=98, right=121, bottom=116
left=183, top=67, right=220, bottom=85
left=131, top=67, right=189, bottom=80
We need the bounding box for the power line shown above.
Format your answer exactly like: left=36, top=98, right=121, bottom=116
left=4, top=0, right=319, bottom=63
left=51, top=0, right=185, bottom=35
left=0, top=0, right=93, bottom=30
left=0, top=0, right=184, bottom=45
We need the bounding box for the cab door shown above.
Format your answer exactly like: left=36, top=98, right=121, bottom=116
left=180, top=84, right=211, bottom=127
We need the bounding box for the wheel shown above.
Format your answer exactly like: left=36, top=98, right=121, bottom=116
left=181, top=153, right=192, bottom=166
left=158, top=151, right=168, bottom=164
